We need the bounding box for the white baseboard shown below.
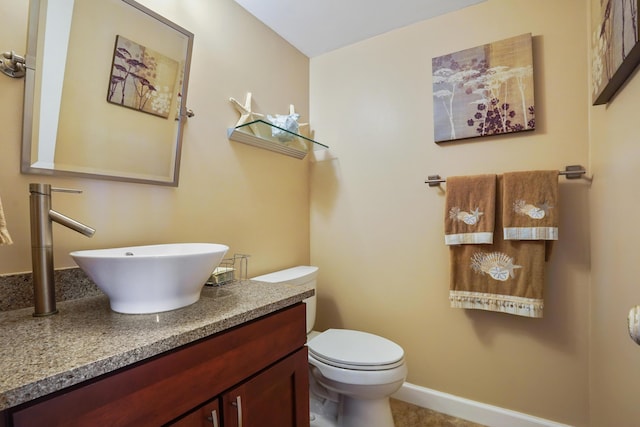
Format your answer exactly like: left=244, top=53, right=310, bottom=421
left=392, top=382, right=573, bottom=427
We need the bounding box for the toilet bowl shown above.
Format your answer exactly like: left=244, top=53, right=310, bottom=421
left=308, top=328, right=407, bottom=427
left=252, top=266, right=407, bottom=427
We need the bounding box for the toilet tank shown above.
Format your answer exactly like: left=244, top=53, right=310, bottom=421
left=251, top=266, right=318, bottom=334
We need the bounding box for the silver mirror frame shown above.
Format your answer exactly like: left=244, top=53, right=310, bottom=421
left=21, top=0, right=194, bottom=186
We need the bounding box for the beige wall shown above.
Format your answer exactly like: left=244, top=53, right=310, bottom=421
left=0, top=0, right=311, bottom=276
left=310, top=0, right=591, bottom=425
left=589, top=40, right=640, bottom=427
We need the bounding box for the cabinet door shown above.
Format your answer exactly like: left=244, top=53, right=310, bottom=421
left=222, top=347, right=309, bottom=427
left=168, top=399, right=221, bottom=427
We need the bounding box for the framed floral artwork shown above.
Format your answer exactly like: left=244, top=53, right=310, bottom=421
left=592, top=0, right=640, bottom=105
left=107, top=35, right=180, bottom=118
left=432, top=33, right=535, bottom=143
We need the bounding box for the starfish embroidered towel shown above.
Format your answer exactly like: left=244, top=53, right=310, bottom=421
left=0, top=195, right=13, bottom=245
left=444, top=174, right=496, bottom=245
left=503, top=170, right=558, bottom=240
left=449, top=176, right=546, bottom=318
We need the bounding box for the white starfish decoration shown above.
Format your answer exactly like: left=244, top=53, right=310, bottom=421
left=229, top=92, right=264, bottom=134
left=230, top=93, right=312, bottom=142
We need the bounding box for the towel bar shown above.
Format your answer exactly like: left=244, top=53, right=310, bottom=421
left=425, top=165, right=587, bottom=187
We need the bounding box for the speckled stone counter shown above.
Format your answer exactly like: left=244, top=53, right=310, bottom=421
left=0, top=268, right=102, bottom=312
left=0, top=280, right=313, bottom=411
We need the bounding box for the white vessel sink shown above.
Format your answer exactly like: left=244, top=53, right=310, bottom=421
left=70, top=243, right=228, bottom=314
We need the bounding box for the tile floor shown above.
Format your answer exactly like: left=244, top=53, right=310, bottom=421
left=390, top=399, right=486, bottom=427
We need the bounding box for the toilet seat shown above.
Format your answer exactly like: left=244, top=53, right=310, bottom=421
left=308, top=329, right=405, bottom=371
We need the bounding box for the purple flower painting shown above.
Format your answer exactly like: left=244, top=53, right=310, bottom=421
left=592, top=0, right=639, bottom=105
left=432, top=33, right=535, bottom=143
left=107, top=35, right=179, bottom=118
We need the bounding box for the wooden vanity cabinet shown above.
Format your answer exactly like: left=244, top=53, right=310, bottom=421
left=169, top=347, right=308, bottom=427
left=8, top=304, right=310, bottom=427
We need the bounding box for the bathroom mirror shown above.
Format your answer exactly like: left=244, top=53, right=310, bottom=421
left=21, top=0, right=194, bottom=186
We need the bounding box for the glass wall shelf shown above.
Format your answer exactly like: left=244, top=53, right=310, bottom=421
left=227, top=119, right=328, bottom=160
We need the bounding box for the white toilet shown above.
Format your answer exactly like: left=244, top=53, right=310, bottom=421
left=252, top=266, right=407, bottom=427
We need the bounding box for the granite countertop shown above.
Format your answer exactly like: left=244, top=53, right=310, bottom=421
left=0, top=280, right=314, bottom=412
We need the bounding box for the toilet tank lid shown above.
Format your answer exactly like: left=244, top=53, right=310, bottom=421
left=251, top=265, right=318, bottom=285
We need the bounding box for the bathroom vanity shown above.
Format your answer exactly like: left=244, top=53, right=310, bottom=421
left=0, top=279, right=313, bottom=426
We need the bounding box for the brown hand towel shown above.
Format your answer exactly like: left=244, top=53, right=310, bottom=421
left=503, top=170, right=558, bottom=240
left=449, top=176, right=546, bottom=318
left=444, top=174, right=496, bottom=245
left=0, top=195, right=13, bottom=245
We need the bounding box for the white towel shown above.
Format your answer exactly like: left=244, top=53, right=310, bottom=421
left=0, top=195, right=13, bottom=245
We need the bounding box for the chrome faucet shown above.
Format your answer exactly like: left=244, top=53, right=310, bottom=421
left=29, top=183, right=95, bottom=316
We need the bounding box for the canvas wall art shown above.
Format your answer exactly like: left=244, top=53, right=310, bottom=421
left=432, top=33, right=535, bottom=143
left=107, top=35, right=179, bottom=118
left=592, top=0, right=640, bottom=105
